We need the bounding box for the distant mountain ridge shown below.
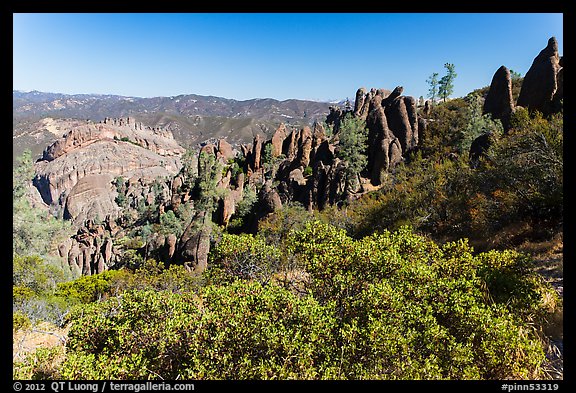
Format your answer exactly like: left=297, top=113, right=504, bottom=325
left=13, top=90, right=333, bottom=125
left=13, top=90, right=338, bottom=162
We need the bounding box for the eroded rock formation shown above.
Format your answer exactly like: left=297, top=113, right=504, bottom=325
left=43, top=85, right=424, bottom=277
left=33, top=118, right=184, bottom=224
left=517, top=37, right=562, bottom=115
left=483, top=65, right=514, bottom=131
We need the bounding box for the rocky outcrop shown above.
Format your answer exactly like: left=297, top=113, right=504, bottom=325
left=33, top=118, right=183, bottom=224
left=483, top=65, right=515, bottom=130
left=517, top=37, right=562, bottom=115
left=47, top=85, right=425, bottom=277
left=296, top=126, right=313, bottom=168
left=177, top=211, right=212, bottom=273
left=270, top=123, right=287, bottom=157
left=59, top=216, right=120, bottom=276
left=249, top=134, right=264, bottom=172
left=385, top=95, right=418, bottom=153
left=63, top=174, right=118, bottom=224
left=216, top=138, right=235, bottom=161
left=552, top=56, right=563, bottom=113
left=42, top=117, right=184, bottom=161
left=353, top=87, right=371, bottom=120
left=361, top=86, right=419, bottom=185
left=326, top=105, right=353, bottom=134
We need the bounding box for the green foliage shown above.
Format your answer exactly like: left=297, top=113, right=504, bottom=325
left=439, top=63, right=457, bottom=102
left=13, top=149, right=34, bottom=200
left=228, top=157, right=244, bottom=179
left=350, top=153, right=473, bottom=237
left=61, top=282, right=337, bottom=379
left=323, top=121, right=334, bottom=138
left=181, top=149, right=199, bottom=183
left=13, top=346, right=64, bottom=380
left=196, top=151, right=222, bottom=212
left=476, top=107, right=563, bottom=232
left=261, top=143, right=284, bottom=180
left=208, top=233, right=282, bottom=285
left=510, top=69, right=522, bottom=80
left=158, top=210, right=184, bottom=237
left=476, top=249, right=558, bottom=320
left=127, top=259, right=203, bottom=293
left=227, top=185, right=258, bottom=231
left=286, top=222, right=550, bottom=379
left=13, top=254, right=69, bottom=295
left=336, top=113, right=368, bottom=190
left=13, top=311, right=32, bottom=332
left=13, top=293, right=70, bottom=327
left=54, top=260, right=200, bottom=306
left=55, top=270, right=125, bottom=304
left=426, top=72, right=439, bottom=103
left=458, top=93, right=504, bottom=154
left=17, top=223, right=555, bottom=380
left=13, top=253, right=75, bottom=327
left=13, top=151, right=73, bottom=256
left=236, top=185, right=258, bottom=218
left=258, top=202, right=313, bottom=246
left=420, top=97, right=469, bottom=157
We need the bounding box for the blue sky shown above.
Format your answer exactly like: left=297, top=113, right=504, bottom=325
left=13, top=13, right=563, bottom=102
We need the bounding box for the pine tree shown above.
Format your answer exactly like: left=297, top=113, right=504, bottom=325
left=426, top=72, right=439, bottom=104
left=336, top=114, right=368, bottom=192
left=438, top=63, right=457, bottom=102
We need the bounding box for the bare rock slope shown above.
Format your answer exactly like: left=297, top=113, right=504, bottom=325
left=33, top=117, right=185, bottom=225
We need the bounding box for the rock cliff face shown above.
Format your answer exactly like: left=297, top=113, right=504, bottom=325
left=33, top=118, right=184, bottom=224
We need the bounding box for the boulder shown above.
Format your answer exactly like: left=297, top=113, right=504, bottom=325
left=166, top=233, right=177, bottom=260
left=178, top=211, right=212, bottom=273
left=251, top=134, right=263, bottom=171
left=296, top=126, right=313, bottom=168
left=517, top=37, right=562, bottom=115
left=484, top=65, right=514, bottom=130
left=217, top=138, right=235, bottom=162
left=382, top=86, right=403, bottom=106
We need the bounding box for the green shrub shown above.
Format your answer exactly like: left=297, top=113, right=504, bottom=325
left=13, top=254, right=69, bottom=295
left=207, top=233, right=282, bottom=285
left=13, top=311, right=31, bottom=332
left=61, top=282, right=338, bottom=379
left=287, top=222, right=550, bottom=379
left=55, top=270, right=125, bottom=304
left=13, top=346, right=64, bottom=380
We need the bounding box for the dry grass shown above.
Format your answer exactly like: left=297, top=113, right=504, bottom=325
left=13, top=322, right=68, bottom=361
left=13, top=322, right=69, bottom=379
left=516, top=231, right=563, bottom=380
